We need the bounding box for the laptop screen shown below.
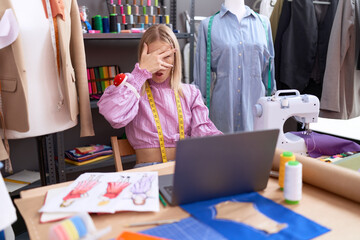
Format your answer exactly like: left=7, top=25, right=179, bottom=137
left=159, top=129, right=279, bottom=205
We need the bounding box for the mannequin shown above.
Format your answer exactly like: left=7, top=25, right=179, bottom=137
left=0, top=0, right=94, bottom=172
left=194, top=1, right=276, bottom=133
left=3, top=0, right=77, bottom=139
left=224, top=0, right=246, bottom=23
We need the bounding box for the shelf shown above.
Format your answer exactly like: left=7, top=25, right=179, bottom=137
left=9, top=180, right=42, bottom=197
left=83, top=32, right=191, bottom=40
left=64, top=155, right=136, bottom=173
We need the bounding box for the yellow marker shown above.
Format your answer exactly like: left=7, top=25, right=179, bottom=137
left=146, top=84, right=184, bottom=163
left=279, top=151, right=295, bottom=190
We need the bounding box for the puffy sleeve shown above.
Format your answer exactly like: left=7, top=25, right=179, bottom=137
left=188, top=86, right=223, bottom=136
left=97, top=63, right=152, bottom=128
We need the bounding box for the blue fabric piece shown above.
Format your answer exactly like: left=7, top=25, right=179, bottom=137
left=141, top=217, right=227, bottom=240
left=0, top=231, right=4, bottom=240
left=180, top=192, right=330, bottom=240
left=194, top=4, right=276, bottom=133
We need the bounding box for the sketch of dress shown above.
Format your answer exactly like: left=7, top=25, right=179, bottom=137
left=130, top=174, right=155, bottom=205
left=61, top=175, right=100, bottom=207
left=98, top=176, right=130, bottom=206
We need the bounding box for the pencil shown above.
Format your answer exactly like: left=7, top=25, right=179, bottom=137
left=126, top=219, right=179, bottom=227
left=159, top=193, right=167, bottom=207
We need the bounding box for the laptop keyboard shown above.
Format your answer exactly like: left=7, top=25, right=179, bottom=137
left=164, top=186, right=173, bottom=196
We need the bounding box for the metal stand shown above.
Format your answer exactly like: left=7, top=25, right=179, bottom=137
left=37, top=134, right=57, bottom=185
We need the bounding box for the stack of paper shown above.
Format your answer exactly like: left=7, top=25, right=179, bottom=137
left=4, top=170, right=40, bottom=193
left=40, top=172, right=159, bottom=214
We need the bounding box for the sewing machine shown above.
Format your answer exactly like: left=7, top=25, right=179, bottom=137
left=253, top=90, right=320, bottom=155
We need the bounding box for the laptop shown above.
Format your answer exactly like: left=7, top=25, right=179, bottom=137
left=159, top=129, right=279, bottom=206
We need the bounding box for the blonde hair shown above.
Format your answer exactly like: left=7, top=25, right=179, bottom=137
left=138, top=24, right=183, bottom=96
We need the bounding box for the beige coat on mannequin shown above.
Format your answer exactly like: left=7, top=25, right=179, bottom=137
left=0, top=0, right=94, bottom=161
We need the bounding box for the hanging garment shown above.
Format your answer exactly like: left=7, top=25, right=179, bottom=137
left=269, top=0, right=284, bottom=42
left=320, top=0, right=360, bottom=119
left=260, top=0, right=277, bottom=18
left=274, top=0, right=339, bottom=99
left=0, top=0, right=94, bottom=137
left=194, top=4, right=276, bottom=133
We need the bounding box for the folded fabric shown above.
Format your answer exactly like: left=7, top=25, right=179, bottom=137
left=65, top=145, right=112, bottom=161
left=65, top=155, right=113, bottom=166
left=290, top=131, right=360, bottom=158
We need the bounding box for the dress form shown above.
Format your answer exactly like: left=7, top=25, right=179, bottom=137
left=224, top=0, right=246, bottom=22
left=3, top=0, right=77, bottom=139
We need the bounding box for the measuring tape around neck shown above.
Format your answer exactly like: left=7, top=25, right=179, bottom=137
left=145, top=83, right=184, bottom=163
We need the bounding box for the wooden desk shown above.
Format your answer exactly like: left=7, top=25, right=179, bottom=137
left=15, top=162, right=360, bottom=240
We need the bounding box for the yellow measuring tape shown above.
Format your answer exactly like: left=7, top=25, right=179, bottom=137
left=146, top=84, right=184, bottom=163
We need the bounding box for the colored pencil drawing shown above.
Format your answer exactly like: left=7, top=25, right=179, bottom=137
left=40, top=172, right=160, bottom=213
left=61, top=175, right=101, bottom=207
left=130, top=174, right=156, bottom=205
left=98, top=176, right=131, bottom=206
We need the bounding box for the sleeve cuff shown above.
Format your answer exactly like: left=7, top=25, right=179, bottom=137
left=127, top=63, right=153, bottom=91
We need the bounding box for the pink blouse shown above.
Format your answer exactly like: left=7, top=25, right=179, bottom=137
left=97, top=63, right=222, bottom=149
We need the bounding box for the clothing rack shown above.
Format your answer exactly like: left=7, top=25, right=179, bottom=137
left=288, top=0, right=331, bottom=5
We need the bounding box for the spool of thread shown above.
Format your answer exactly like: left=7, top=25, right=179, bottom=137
left=143, top=6, right=147, bottom=15
left=284, top=160, right=302, bottom=204
left=165, top=15, right=169, bottom=24
left=137, top=15, right=141, bottom=23
left=152, top=15, right=156, bottom=24
left=140, top=0, right=144, bottom=6
left=102, top=16, right=110, bottom=33
left=162, top=6, right=167, bottom=15
left=112, top=4, right=117, bottom=14
left=279, top=151, right=295, bottom=190
left=133, top=0, right=137, bottom=4
left=127, top=4, right=131, bottom=15
left=93, top=15, right=103, bottom=33
left=147, top=0, right=151, bottom=6
left=157, top=6, right=161, bottom=15
left=122, top=14, right=126, bottom=24
left=120, top=5, right=124, bottom=15
left=149, top=6, right=153, bottom=15
left=129, top=15, right=134, bottom=24
left=159, top=15, right=163, bottom=23
left=134, top=5, right=139, bottom=15
left=117, top=22, right=121, bottom=32
left=144, top=14, right=148, bottom=24
left=118, top=0, right=121, bottom=5
left=110, top=14, right=118, bottom=33
left=110, top=0, right=114, bottom=4
left=155, top=0, right=158, bottom=6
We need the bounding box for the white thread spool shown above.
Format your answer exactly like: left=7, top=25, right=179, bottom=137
left=284, top=160, right=302, bottom=204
